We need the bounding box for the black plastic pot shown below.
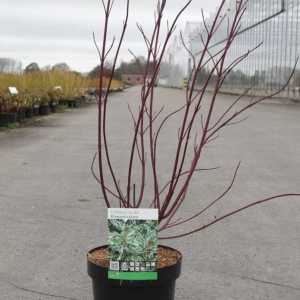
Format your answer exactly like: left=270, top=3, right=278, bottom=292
left=0, top=114, right=6, bottom=127
left=25, top=107, right=34, bottom=118
left=17, top=108, right=26, bottom=122
left=87, top=245, right=182, bottom=300
left=33, top=105, right=40, bottom=116
left=0, top=112, right=17, bottom=126
left=67, top=100, right=74, bottom=108
left=68, top=99, right=81, bottom=108
left=50, top=101, right=58, bottom=113
left=75, top=99, right=81, bottom=108
left=59, top=100, right=68, bottom=106
left=39, top=104, right=50, bottom=116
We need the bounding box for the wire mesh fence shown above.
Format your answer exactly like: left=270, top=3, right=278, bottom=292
left=162, top=0, right=300, bottom=100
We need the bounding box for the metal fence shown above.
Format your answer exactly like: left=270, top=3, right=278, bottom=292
left=163, top=0, right=300, bottom=100
left=222, top=0, right=300, bottom=98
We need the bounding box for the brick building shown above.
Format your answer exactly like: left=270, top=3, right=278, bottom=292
left=121, top=74, right=144, bottom=85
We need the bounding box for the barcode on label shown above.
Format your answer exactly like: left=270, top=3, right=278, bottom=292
left=109, top=261, right=120, bottom=271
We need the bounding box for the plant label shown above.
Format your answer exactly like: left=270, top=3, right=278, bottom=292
left=108, top=208, right=158, bottom=280
left=8, top=87, right=18, bottom=95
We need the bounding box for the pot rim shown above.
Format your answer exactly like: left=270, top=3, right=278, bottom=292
left=87, top=244, right=182, bottom=286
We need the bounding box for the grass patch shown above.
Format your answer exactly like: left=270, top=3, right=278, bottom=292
left=0, top=122, right=18, bottom=130
left=7, top=123, right=18, bottom=129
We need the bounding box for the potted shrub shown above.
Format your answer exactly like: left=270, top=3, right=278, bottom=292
left=67, top=94, right=82, bottom=108
left=1, top=97, right=17, bottom=126
left=7, top=93, right=26, bottom=123
left=23, top=92, right=34, bottom=119
left=17, top=104, right=26, bottom=122
left=3, top=87, right=26, bottom=123
left=71, top=96, right=81, bottom=108
left=87, top=1, right=300, bottom=300
left=0, top=91, right=6, bottom=126
left=67, top=98, right=76, bottom=108
left=39, top=94, right=51, bottom=116
left=1, top=89, right=20, bottom=125
left=49, top=99, right=58, bottom=113
left=48, top=86, right=63, bottom=113
left=0, top=91, right=17, bottom=126
left=32, top=95, right=41, bottom=116
left=25, top=106, right=34, bottom=119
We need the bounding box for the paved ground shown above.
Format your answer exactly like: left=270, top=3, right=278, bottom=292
left=0, top=87, right=300, bottom=300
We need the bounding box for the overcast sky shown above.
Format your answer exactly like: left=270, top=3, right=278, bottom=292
left=0, top=0, right=220, bottom=72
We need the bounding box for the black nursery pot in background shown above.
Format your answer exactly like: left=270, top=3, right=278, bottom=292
left=17, top=107, right=26, bottom=122
left=68, top=98, right=81, bottom=108
left=33, top=105, right=40, bottom=116
left=50, top=101, right=57, bottom=113
left=0, top=112, right=17, bottom=126
left=74, top=99, right=81, bottom=108
left=39, top=104, right=50, bottom=116
left=59, top=99, right=68, bottom=106
left=67, top=100, right=74, bottom=108
left=25, top=107, right=33, bottom=118
left=87, top=245, right=182, bottom=300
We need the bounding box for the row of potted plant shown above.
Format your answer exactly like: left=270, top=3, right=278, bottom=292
left=0, top=69, right=97, bottom=127
left=0, top=89, right=85, bottom=127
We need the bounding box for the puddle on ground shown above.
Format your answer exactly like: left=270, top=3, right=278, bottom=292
left=78, top=198, right=91, bottom=202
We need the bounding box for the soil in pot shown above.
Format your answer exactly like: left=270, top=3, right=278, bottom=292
left=87, top=245, right=182, bottom=300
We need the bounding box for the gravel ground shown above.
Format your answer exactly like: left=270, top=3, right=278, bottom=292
left=0, top=86, right=299, bottom=300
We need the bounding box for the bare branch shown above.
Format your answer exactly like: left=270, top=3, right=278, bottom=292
left=207, top=60, right=298, bottom=140
left=92, top=32, right=102, bottom=61
left=158, top=167, right=220, bottom=197
left=90, top=152, right=126, bottom=205
left=137, top=23, right=152, bottom=54
left=160, top=162, right=241, bottom=231
left=104, top=37, right=116, bottom=59
left=159, top=194, right=300, bottom=240
left=143, top=106, right=165, bottom=134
